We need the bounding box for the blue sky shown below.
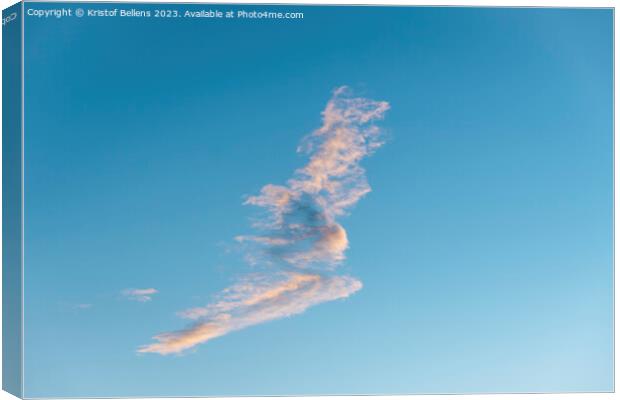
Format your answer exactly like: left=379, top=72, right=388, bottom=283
left=22, top=3, right=612, bottom=397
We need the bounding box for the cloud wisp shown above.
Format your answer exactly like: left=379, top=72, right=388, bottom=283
left=139, top=272, right=362, bottom=355
left=139, top=87, right=389, bottom=355
left=238, top=86, right=389, bottom=269
left=123, top=288, right=158, bottom=302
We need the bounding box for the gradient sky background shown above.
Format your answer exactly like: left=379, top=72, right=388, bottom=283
left=22, top=4, right=612, bottom=398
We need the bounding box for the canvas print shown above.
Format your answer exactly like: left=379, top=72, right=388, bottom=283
left=2, top=2, right=614, bottom=398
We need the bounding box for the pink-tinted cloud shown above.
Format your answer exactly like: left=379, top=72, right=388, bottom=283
left=139, top=272, right=361, bottom=355
left=139, top=87, right=388, bottom=355
left=242, top=86, right=390, bottom=268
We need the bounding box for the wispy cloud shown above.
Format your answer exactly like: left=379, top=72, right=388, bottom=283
left=74, top=303, right=92, bottom=310
left=123, top=288, right=158, bottom=302
left=139, top=272, right=361, bottom=355
left=240, top=86, right=389, bottom=269
left=139, top=86, right=389, bottom=355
